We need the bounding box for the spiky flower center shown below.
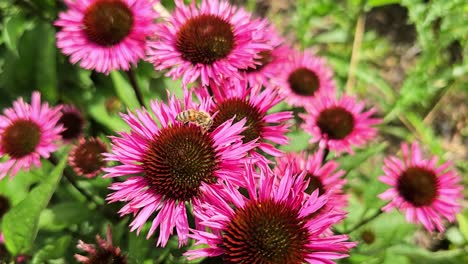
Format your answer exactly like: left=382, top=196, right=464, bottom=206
left=305, top=173, right=325, bottom=195
left=1, top=119, right=41, bottom=158
left=88, top=248, right=127, bottom=264
left=58, top=111, right=84, bottom=140
left=0, top=195, right=11, bottom=219
left=288, top=67, right=320, bottom=96
left=317, top=107, right=355, bottom=140
left=176, top=14, right=235, bottom=65
left=397, top=166, right=439, bottom=207
left=142, top=124, right=218, bottom=201
left=83, top=0, right=134, bottom=46
left=245, top=51, right=274, bottom=73
left=72, top=139, right=107, bottom=176
left=222, top=198, right=309, bottom=264
left=211, top=98, right=264, bottom=143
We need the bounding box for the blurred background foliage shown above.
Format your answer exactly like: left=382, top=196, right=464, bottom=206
left=0, top=0, right=466, bottom=263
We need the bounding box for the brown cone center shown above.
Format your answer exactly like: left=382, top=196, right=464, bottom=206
left=316, top=107, right=355, bottom=140
left=245, top=51, right=274, bottom=73
left=288, top=67, right=320, bottom=96
left=59, top=112, right=84, bottom=140
left=210, top=98, right=264, bottom=143
left=72, top=139, right=107, bottom=175
left=1, top=119, right=41, bottom=158
left=83, top=0, right=134, bottom=46
left=397, top=166, right=439, bottom=207
left=89, top=248, right=127, bottom=264
left=176, top=14, right=235, bottom=65
left=305, top=173, right=325, bottom=195
left=222, top=198, right=309, bottom=264
left=142, top=124, right=218, bottom=201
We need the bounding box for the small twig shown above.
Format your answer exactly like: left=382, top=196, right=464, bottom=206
left=49, top=155, right=103, bottom=206
left=126, top=69, right=145, bottom=107
left=345, top=209, right=384, bottom=234
left=345, top=11, right=366, bottom=94
left=423, top=81, right=455, bottom=125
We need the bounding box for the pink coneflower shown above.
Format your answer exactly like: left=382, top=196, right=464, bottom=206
left=55, top=0, right=159, bottom=74
left=0, top=92, right=62, bottom=180
left=275, top=149, right=347, bottom=216
left=196, top=81, right=292, bottom=157
left=104, top=90, right=256, bottom=247
left=69, top=137, right=108, bottom=178
left=186, top=163, right=355, bottom=263
left=301, top=95, right=381, bottom=155
left=273, top=50, right=336, bottom=106
left=147, top=0, right=272, bottom=86
left=58, top=105, right=84, bottom=142
left=240, top=25, right=291, bottom=88
left=378, top=142, right=463, bottom=232
left=75, top=226, right=127, bottom=263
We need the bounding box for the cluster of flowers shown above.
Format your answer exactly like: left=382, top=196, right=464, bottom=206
left=0, top=0, right=462, bottom=262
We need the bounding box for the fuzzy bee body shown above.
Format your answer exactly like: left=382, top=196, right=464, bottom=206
left=176, top=109, right=213, bottom=132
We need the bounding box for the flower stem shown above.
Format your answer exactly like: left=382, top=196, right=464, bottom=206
left=344, top=209, right=384, bottom=234
left=126, top=68, right=145, bottom=107
left=345, top=5, right=366, bottom=94
left=49, top=154, right=103, bottom=206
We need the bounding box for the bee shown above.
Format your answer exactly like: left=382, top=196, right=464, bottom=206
left=176, top=109, right=213, bottom=132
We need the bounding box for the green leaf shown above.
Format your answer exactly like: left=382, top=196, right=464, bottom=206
left=31, top=236, right=71, bottom=264
left=1, top=155, right=67, bottom=255
left=39, top=201, right=93, bottom=231
left=2, top=15, right=27, bottom=55
left=445, top=226, right=465, bottom=246
left=88, top=97, right=128, bottom=132
left=390, top=245, right=465, bottom=264
left=0, top=169, right=41, bottom=205
left=366, top=0, right=401, bottom=8
left=405, top=112, right=444, bottom=156
left=456, top=211, right=468, bottom=242
left=337, top=142, right=387, bottom=171
left=279, top=130, right=311, bottom=152
left=35, top=22, right=58, bottom=103
left=128, top=229, right=153, bottom=260
left=111, top=71, right=140, bottom=109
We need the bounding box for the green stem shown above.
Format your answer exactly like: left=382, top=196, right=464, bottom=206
left=49, top=155, right=102, bottom=206
left=126, top=68, right=145, bottom=107
left=345, top=209, right=384, bottom=234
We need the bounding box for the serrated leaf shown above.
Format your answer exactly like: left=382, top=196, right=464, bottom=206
left=1, top=155, right=67, bottom=255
